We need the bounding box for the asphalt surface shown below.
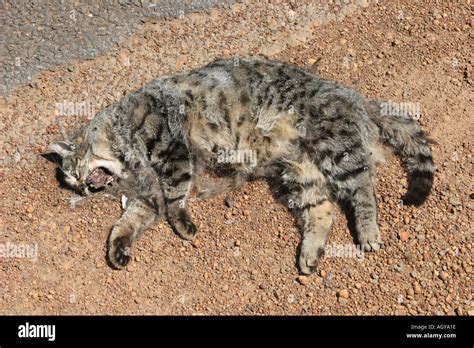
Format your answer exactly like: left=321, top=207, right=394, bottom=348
left=0, top=0, right=236, bottom=96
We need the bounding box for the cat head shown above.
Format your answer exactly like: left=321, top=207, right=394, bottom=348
left=47, top=91, right=166, bottom=195
left=47, top=122, right=126, bottom=195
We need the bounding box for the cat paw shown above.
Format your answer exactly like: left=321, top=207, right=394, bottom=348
left=176, top=219, right=198, bottom=240
left=108, top=237, right=131, bottom=269
left=298, top=245, right=325, bottom=275
left=171, top=210, right=198, bottom=240
left=359, top=227, right=383, bottom=252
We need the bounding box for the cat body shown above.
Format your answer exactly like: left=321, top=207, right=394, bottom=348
left=49, top=58, right=435, bottom=274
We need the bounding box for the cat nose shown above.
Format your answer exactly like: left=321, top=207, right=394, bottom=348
left=79, top=184, right=87, bottom=192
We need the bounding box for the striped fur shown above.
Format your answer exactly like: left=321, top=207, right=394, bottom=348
left=48, top=58, right=435, bottom=273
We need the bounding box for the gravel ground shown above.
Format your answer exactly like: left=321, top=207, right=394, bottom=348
left=0, top=0, right=472, bottom=315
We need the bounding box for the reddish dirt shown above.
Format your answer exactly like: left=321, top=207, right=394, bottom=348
left=0, top=0, right=472, bottom=315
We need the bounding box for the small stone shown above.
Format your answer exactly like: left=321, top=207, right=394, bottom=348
left=26, top=206, right=34, bottom=213
left=355, top=283, right=362, bottom=289
left=192, top=239, right=200, bottom=248
left=414, top=283, right=422, bottom=294
left=320, top=270, right=326, bottom=277
left=338, top=297, right=348, bottom=305
left=404, top=216, right=411, bottom=225
left=399, top=231, right=410, bottom=241
left=429, top=297, right=437, bottom=306
left=135, top=256, right=141, bottom=262
left=222, top=284, right=229, bottom=292
left=414, top=224, right=422, bottom=232
left=234, top=240, right=240, bottom=247
left=439, top=272, right=449, bottom=281
left=224, top=196, right=235, bottom=208
left=297, top=275, right=309, bottom=285
left=224, top=212, right=232, bottom=220
left=242, top=210, right=250, bottom=216
left=337, top=289, right=349, bottom=299
left=63, top=225, right=71, bottom=233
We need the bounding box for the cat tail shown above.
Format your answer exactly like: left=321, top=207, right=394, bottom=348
left=365, top=98, right=436, bottom=206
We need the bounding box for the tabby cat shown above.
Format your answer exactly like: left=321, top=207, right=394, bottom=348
left=48, top=58, right=435, bottom=274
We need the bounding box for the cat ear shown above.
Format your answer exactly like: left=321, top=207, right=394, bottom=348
left=47, top=141, right=75, bottom=157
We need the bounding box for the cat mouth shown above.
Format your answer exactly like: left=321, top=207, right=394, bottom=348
left=85, top=167, right=118, bottom=191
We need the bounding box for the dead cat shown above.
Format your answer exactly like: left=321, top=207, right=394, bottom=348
left=47, top=58, right=435, bottom=274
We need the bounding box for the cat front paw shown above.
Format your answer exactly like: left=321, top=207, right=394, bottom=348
left=108, top=236, right=132, bottom=269
left=170, top=209, right=198, bottom=240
